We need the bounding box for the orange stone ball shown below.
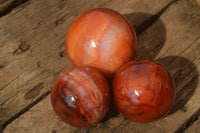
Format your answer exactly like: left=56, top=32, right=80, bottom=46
left=113, top=60, right=175, bottom=122
left=65, top=8, right=137, bottom=77
left=51, top=67, right=111, bottom=127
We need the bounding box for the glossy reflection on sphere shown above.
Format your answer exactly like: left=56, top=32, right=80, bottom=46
left=65, top=8, right=137, bottom=77
left=113, top=60, right=175, bottom=122
left=51, top=67, right=111, bottom=127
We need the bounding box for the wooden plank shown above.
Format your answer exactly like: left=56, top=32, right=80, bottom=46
left=0, top=0, right=174, bottom=129
left=3, top=0, right=200, bottom=132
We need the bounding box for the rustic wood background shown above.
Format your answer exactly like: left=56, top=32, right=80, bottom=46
left=0, top=0, right=200, bottom=132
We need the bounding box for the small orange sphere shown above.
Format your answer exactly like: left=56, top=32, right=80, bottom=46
left=65, top=8, right=137, bottom=77
left=113, top=60, right=175, bottom=122
left=51, top=67, right=111, bottom=127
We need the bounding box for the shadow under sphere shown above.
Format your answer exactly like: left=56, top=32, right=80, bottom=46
left=156, top=56, right=199, bottom=115
left=124, top=12, right=166, bottom=60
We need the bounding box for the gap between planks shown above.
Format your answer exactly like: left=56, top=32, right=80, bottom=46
left=0, top=0, right=29, bottom=17
left=175, top=108, right=200, bottom=133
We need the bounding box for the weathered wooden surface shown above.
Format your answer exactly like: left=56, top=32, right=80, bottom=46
left=0, top=0, right=16, bottom=13
left=0, top=0, right=175, bottom=129
left=3, top=96, right=79, bottom=133
left=76, top=0, right=200, bottom=132
left=0, top=0, right=28, bottom=16
left=184, top=116, right=200, bottom=133
left=1, top=0, right=200, bottom=132
left=0, top=0, right=14, bottom=13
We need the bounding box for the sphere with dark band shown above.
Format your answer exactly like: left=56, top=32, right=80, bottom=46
left=51, top=67, right=111, bottom=127
left=113, top=59, right=175, bottom=122
left=65, top=8, right=137, bottom=77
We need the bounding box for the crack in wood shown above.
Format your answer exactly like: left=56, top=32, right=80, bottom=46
left=0, top=55, right=68, bottom=129
left=0, top=74, right=20, bottom=91
left=1, top=91, right=51, bottom=130
left=175, top=108, right=200, bottom=133
left=0, top=0, right=29, bottom=17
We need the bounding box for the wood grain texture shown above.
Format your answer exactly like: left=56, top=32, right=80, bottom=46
left=4, top=96, right=79, bottom=133
left=5, top=0, right=200, bottom=133
left=2, top=0, right=200, bottom=132
left=108, top=0, right=200, bottom=132
left=112, top=0, right=200, bottom=132
left=0, top=0, right=174, bottom=129
left=74, top=1, right=200, bottom=132
left=0, top=0, right=28, bottom=16
left=0, top=0, right=15, bottom=13
left=184, top=116, right=200, bottom=133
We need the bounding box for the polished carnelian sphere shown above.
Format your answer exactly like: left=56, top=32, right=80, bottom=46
left=65, top=8, right=137, bottom=77
left=51, top=67, right=111, bottom=127
left=113, top=60, right=175, bottom=122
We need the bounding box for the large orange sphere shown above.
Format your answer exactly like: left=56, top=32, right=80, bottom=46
left=51, top=67, right=111, bottom=127
left=65, top=8, right=137, bottom=77
left=113, top=60, right=175, bottom=122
